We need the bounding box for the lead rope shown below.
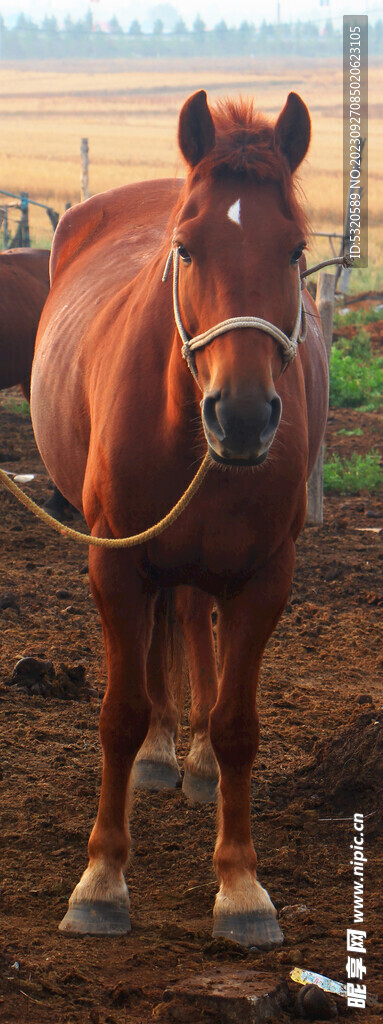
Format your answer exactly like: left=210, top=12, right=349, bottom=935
left=0, top=455, right=211, bottom=547
left=0, top=254, right=350, bottom=548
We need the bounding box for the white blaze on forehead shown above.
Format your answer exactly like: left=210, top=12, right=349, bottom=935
left=227, top=198, right=242, bottom=228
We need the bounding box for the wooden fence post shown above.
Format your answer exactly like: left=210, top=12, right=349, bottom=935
left=2, top=207, right=9, bottom=248
left=46, top=207, right=59, bottom=232
left=306, top=271, right=336, bottom=525
left=20, top=192, right=30, bottom=247
left=80, top=138, right=89, bottom=202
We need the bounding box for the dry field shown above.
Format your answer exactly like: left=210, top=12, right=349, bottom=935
left=0, top=56, right=382, bottom=288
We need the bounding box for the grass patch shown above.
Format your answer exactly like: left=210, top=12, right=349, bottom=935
left=0, top=395, right=30, bottom=417
left=334, top=307, right=383, bottom=328
left=337, top=427, right=364, bottom=437
left=330, top=331, right=383, bottom=410
left=324, top=450, right=383, bottom=494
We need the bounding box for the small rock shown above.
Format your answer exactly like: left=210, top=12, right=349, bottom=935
left=14, top=473, right=34, bottom=484
left=109, top=981, right=143, bottom=1007
left=357, top=694, right=373, bottom=705
left=65, top=663, right=86, bottom=683
left=0, top=592, right=20, bottom=614
left=288, top=948, right=303, bottom=964
left=296, top=983, right=337, bottom=1019
left=11, top=657, right=55, bottom=689
left=334, top=516, right=348, bottom=531
left=279, top=905, right=312, bottom=922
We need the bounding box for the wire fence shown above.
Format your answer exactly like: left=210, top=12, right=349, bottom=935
left=0, top=190, right=59, bottom=249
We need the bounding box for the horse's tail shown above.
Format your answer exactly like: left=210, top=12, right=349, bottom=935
left=162, top=588, right=189, bottom=722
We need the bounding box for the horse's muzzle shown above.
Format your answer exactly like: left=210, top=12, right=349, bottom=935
left=202, top=389, right=282, bottom=467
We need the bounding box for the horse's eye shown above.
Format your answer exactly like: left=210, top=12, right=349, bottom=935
left=290, top=246, right=304, bottom=266
left=177, top=245, right=192, bottom=265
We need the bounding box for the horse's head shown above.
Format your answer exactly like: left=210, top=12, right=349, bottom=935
left=169, top=90, right=311, bottom=467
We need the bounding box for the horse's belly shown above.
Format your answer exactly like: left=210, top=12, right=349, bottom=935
left=142, top=484, right=305, bottom=591
left=31, top=331, right=90, bottom=512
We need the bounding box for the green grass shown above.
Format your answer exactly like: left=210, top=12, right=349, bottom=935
left=329, top=331, right=383, bottom=410
left=336, top=427, right=364, bottom=437
left=334, top=307, right=383, bottom=328
left=345, top=264, right=383, bottom=295
left=324, top=450, right=383, bottom=494
left=0, top=395, right=30, bottom=417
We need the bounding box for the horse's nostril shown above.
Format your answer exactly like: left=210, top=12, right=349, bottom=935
left=203, top=389, right=281, bottom=456
left=270, top=395, right=282, bottom=431
left=260, top=395, right=282, bottom=444
left=202, top=393, right=225, bottom=441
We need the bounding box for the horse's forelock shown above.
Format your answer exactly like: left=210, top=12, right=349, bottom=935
left=185, top=97, right=309, bottom=236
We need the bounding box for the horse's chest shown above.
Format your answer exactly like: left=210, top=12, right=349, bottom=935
left=142, top=487, right=293, bottom=589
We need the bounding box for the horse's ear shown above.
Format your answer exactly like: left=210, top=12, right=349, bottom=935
left=274, top=92, right=311, bottom=173
left=178, top=90, right=215, bottom=168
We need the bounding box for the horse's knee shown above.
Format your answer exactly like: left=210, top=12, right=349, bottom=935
left=209, top=704, right=259, bottom=772
left=99, top=692, right=151, bottom=759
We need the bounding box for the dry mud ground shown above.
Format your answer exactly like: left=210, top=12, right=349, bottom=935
left=0, top=387, right=382, bottom=1024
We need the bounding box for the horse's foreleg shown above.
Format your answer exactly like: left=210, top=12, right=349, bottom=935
left=210, top=538, right=295, bottom=948
left=133, top=591, right=181, bottom=791
left=59, top=549, right=154, bottom=935
left=175, top=587, right=219, bottom=803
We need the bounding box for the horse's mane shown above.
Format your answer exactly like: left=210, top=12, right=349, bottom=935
left=188, top=97, right=309, bottom=235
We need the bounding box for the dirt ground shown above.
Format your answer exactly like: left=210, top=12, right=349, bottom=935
left=1, top=344, right=382, bottom=1023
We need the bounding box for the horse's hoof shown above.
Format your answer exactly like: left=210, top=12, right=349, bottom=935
left=59, top=900, right=131, bottom=936
left=132, top=759, right=181, bottom=791
left=182, top=767, right=218, bottom=804
left=212, top=911, right=284, bottom=949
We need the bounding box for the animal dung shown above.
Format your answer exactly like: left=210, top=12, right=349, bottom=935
left=8, top=657, right=94, bottom=701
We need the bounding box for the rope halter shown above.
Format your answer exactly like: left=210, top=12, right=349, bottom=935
left=162, top=244, right=308, bottom=386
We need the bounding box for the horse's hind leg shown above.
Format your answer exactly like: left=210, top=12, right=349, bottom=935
left=176, top=587, right=219, bottom=803
left=133, top=590, right=181, bottom=791
left=59, top=549, right=154, bottom=935
left=210, top=538, right=295, bottom=948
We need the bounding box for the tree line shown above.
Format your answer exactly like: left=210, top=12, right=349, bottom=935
left=1, top=12, right=382, bottom=60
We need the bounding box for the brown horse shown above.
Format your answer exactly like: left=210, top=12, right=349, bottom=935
left=0, top=247, right=76, bottom=519
left=0, top=248, right=50, bottom=400
left=31, top=91, right=328, bottom=948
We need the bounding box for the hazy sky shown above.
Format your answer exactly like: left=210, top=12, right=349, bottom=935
left=1, top=0, right=378, bottom=31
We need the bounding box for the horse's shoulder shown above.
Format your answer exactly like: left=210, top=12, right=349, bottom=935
left=50, top=179, right=183, bottom=285
left=50, top=194, right=107, bottom=283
